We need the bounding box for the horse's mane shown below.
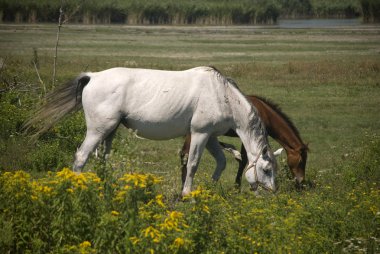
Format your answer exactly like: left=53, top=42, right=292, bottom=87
left=206, top=66, right=269, bottom=150
left=207, top=66, right=241, bottom=90
left=251, top=95, right=308, bottom=149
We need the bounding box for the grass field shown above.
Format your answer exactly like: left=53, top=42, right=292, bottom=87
left=0, top=24, right=380, bottom=253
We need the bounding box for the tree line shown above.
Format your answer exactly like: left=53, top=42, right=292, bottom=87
left=0, top=0, right=378, bottom=25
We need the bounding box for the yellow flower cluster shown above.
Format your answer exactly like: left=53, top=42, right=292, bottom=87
left=115, top=173, right=163, bottom=203
left=173, top=237, right=185, bottom=248
left=31, top=180, right=53, bottom=200
left=56, top=168, right=101, bottom=191
left=154, top=194, right=165, bottom=208
left=143, top=226, right=163, bottom=243
left=0, top=168, right=103, bottom=202
left=135, top=210, right=190, bottom=251
left=1, top=171, right=31, bottom=198
left=189, top=186, right=212, bottom=199
left=79, top=241, right=93, bottom=254
left=185, top=186, right=216, bottom=214
left=119, top=173, right=162, bottom=188
left=64, top=241, right=94, bottom=254
left=160, top=211, right=188, bottom=231
left=169, top=236, right=192, bottom=252
left=111, top=210, right=120, bottom=216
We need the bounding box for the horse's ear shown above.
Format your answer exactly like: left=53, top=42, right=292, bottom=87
left=273, top=148, right=284, bottom=157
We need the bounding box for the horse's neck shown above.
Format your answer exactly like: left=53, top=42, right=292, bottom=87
left=227, top=87, right=266, bottom=160
left=251, top=96, right=305, bottom=152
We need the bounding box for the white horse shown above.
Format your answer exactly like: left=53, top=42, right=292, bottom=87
left=24, top=66, right=278, bottom=196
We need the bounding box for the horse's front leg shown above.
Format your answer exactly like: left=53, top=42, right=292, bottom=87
left=235, top=144, right=248, bottom=188
left=206, top=136, right=226, bottom=182
left=182, top=132, right=210, bottom=197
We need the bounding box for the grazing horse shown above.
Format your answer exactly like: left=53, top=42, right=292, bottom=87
left=180, top=95, right=308, bottom=188
left=24, top=66, right=278, bottom=196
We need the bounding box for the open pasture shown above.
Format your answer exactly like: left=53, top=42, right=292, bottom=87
left=0, top=24, right=380, bottom=253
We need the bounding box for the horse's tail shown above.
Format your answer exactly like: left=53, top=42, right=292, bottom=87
left=23, top=73, right=91, bottom=139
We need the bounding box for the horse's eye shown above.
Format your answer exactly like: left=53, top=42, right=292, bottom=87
left=263, top=168, right=271, bottom=175
left=262, top=146, right=268, bottom=156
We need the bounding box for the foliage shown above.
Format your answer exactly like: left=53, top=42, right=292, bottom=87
left=361, top=0, right=380, bottom=23
left=310, top=0, right=361, bottom=18
left=1, top=137, right=379, bottom=253
left=0, top=0, right=368, bottom=25
left=0, top=91, right=85, bottom=171
left=0, top=91, right=27, bottom=139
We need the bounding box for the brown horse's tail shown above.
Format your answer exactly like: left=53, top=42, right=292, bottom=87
left=23, top=73, right=91, bottom=139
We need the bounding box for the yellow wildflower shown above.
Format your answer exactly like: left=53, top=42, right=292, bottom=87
left=43, top=186, right=53, bottom=193
left=139, top=208, right=153, bottom=219
left=173, top=237, right=185, bottom=248
left=114, top=190, right=127, bottom=202
left=170, top=211, right=183, bottom=220
left=111, top=210, right=120, bottom=216
left=155, top=194, right=165, bottom=207
left=160, top=211, right=186, bottom=231
left=202, top=205, right=210, bottom=214
left=57, top=168, right=76, bottom=180
left=143, top=226, right=163, bottom=243
left=79, top=241, right=91, bottom=248
left=190, top=187, right=202, bottom=198
left=129, top=236, right=140, bottom=245
left=78, top=241, right=93, bottom=254
left=120, top=173, right=162, bottom=189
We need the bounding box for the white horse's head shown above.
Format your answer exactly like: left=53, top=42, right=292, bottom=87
left=245, top=147, right=283, bottom=192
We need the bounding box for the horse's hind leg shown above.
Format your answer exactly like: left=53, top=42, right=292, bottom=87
left=180, top=134, right=191, bottom=188
left=73, top=120, right=120, bottom=172
left=182, top=132, right=209, bottom=197
left=206, top=136, right=226, bottom=182
left=73, top=130, right=104, bottom=172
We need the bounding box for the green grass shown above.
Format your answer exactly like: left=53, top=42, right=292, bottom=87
left=1, top=23, right=379, bottom=185
left=0, top=23, right=379, bottom=253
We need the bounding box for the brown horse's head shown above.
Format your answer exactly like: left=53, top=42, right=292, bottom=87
left=286, top=145, right=308, bottom=184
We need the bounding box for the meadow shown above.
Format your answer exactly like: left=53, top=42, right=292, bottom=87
left=0, top=23, right=379, bottom=253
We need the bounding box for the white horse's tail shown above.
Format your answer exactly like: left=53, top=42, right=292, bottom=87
left=23, top=73, right=91, bottom=139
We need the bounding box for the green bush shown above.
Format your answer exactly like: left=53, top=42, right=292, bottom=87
left=1, top=135, right=379, bottom=254
left=0, top=91, right=28, bottom=140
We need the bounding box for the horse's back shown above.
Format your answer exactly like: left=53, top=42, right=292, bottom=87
left=82, top=67, right=231, bottom=140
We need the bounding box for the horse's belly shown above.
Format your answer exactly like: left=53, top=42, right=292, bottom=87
left=123, top=117, right=190, bottom=140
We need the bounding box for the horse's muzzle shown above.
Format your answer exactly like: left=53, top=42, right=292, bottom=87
left=250, top=182, right=277, bottom=193
left=249, top=182, right=259, bottom=191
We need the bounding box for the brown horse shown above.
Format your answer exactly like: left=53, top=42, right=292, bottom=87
left=180, top=95, right=308, bottom=188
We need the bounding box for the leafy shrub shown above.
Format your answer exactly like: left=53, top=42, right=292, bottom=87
left=1, top=137, right=379, bottom=253
left=0, top=91, right=28, bottom=139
